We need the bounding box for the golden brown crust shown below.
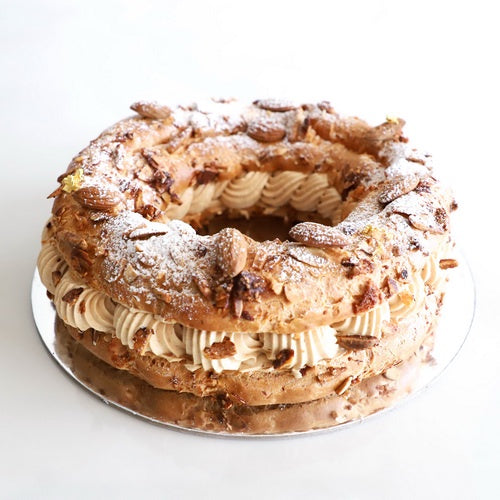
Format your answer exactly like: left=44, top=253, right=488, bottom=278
left=48, top=100, right=454, bottom=334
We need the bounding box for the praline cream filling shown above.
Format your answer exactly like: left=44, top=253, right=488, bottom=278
left=38, top=239, right=449, bottom=376
left=333, top=302, right=390, bottom=337
left=166, top=171, right=343, bottom=223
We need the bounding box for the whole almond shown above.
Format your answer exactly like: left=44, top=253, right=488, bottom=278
left=74, top=186, right=121, bottom=212
left=216, top=228, right=248, bottom=278
left=247, top=119, right=286, bottom=143
left=253, top=99, right=296, bottom=112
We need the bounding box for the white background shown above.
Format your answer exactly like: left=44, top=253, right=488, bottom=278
left=1, top=0, right=499, bottom=498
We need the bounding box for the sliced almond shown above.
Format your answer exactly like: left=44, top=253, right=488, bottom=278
left=251, top=247, right=268, bottom=271
left=232, top=298, right=243, bottom=318
left=383, top=276, right=399, bottom=297
left=378, top=175, right=419, bottom=204
left=336, top=334, right=379, bottom=350
left=269, top=278, right=284, bottom=295
left=129, top=223, right=169, bottom=240
left=165, top=127, right=193, bottom=153
left=335, top=376, right=353, bottom=396
left=288, top=246, right=328, bottom=268
left=130, top=101, right=172, bottom=119
left=253, top=99, right=296, bottom=112
left=408, top=213, right=445, bottom=234
left=289, top=222, right=349, bottom=248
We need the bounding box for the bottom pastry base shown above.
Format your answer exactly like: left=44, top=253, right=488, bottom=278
left=54, top=316, right=432, bottom=435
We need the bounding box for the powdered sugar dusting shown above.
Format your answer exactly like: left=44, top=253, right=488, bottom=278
left=100, top=212, right=216, bottom=316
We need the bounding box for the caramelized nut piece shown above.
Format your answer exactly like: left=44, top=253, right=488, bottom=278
left=353, top=281, right=382, bottom=314
left=383, top=276, right=399, bottom=297
left=203, top=337, right=237, bottom=359
left=52, top=270, right=63, bottom=288
left=61, top=287, right=83, bottom=305
left=439, top=258, right=458, bottom=269
left=273, top=348, right=295, bottom=369
left=132, top=327, right=153, bottom=355
left=193, top=275, right=212, bottom=299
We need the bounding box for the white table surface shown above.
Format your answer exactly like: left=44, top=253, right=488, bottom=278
left=1, top=1, right=499, bottom=498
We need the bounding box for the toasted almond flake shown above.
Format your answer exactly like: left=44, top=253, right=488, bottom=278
left=335, top=376, right=353, bottom=396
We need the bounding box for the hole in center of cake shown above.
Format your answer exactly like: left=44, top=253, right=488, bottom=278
left=197, top=214, right=296, bottom=242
